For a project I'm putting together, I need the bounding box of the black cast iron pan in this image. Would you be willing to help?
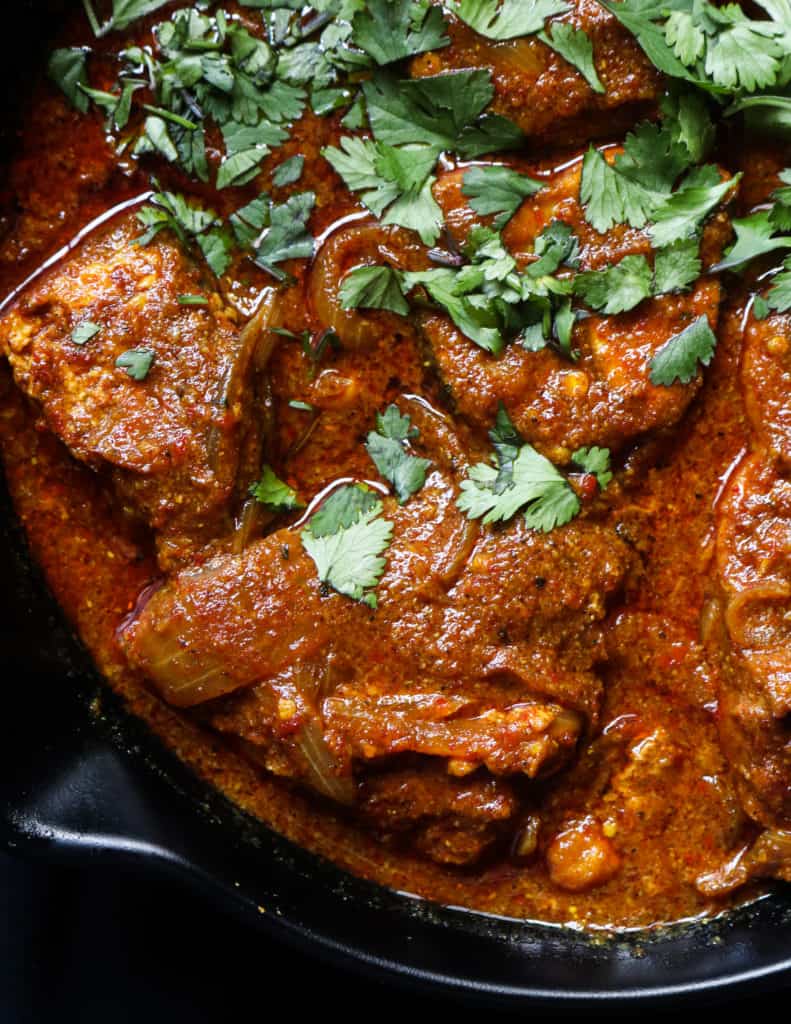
[3,1,791,1008]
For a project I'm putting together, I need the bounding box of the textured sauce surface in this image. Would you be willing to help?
[0,4,778,929]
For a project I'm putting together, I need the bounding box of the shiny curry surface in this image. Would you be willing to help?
[1,0,790,930]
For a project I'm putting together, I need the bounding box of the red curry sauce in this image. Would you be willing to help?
[0,2,785,929]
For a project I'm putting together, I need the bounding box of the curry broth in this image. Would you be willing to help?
[0,1,778,928]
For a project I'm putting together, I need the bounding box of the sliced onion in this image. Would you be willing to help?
[724,581,791,648]
[295,720,355,805]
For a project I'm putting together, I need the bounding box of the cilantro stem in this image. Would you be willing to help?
[81,0,110,38]
[142,105,199,130]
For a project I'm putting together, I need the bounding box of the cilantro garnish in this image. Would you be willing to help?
[716,212,791,272]
[365,405,432,503]
[249,466,303,511]
[249,192,316,277]
[351,0,449,65]
[48,48,90,112]
[301,484,393,607]
[601,0,790,95]
[652,237,701,293]
[462,165,543,230]
[135,190,234,278]
[327,68,522,245]
[648,314,717,386]
[363,69,523,157]
[71,321,102,346]
[324,136,442,244]
[574,255,653,315]
[339,266,410,315]
[116,347,155,381]
[454,0,569,41]
[272,155,305,187]
[572,446,613,489]
[538,23,605,94]
[648,166,736,248]
[457,406,584,532]
[766,262,791,312]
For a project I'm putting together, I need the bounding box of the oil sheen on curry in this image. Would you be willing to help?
[2,0,791,930]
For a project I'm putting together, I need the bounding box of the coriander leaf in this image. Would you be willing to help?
[197,226,235,278]
[574,254,653,314]
[767,261,791,312]
[660,87,715,164]
[614,120,690,195]
[770,169,791,231]
[352,0,449,65]
[653,237,701,293]
[580,146,657,233]
[753,294,770,320]
[111,1,173,30]
[455,0,570,40]
[571,446,613,488]
[324,136,401,216]
[648,314,717,385]
[339,266,410,315]
[366,404,431,503]
[116,347,155,381]
[599,1,704,85]
[48,48,90,112]
[249,465,303,510]
[251,192,316,276]
[71,321,102,345]
[363,69,492,151]
[527,220,580,277]
[324,137,442,243]
[713,210,791,272]
[308,484,380,538]
[135,191,233,277]
[216,148,269,190]
[402,267,505,353]
[302,485,393,604]
[538,24,605,93]
[134,115,179,163]
[648,166,737,248]
[458,441,580,531]
[272,155,305,187]
[462,165,542,229]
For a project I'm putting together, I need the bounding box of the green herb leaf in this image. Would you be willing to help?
[713,209,791,272]
[351,0,449,65]
[648,166,736,248]
[71,321,102,345]
[48,48,90,112]
[574,254,653,314]
[648,314,717,385]
[571,446,613,488]
[272,154,305,187]
[339,266,410,315]
[455,0,570,41]
[111,0,173,31]
[462,165,542,230]
[538,23,605,93]
[458,439,580,532]
[653,237,701,293]
[251,192,316,277]
[302,484,393,605]
[116,347,155,381]
[767,259,791,312]
[177,294,209,306]
[249,465,303,510]
[365,404,431,503]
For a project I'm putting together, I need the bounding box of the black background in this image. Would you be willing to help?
[2,848,788,1020]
